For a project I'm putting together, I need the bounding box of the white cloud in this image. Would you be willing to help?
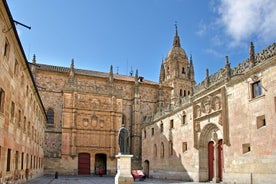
[196,20,207,37]
[216,0,276,45]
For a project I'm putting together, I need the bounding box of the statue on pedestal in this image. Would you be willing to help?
[118,126,130,155]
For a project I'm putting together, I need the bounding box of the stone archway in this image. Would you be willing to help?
[143,160,150,178]
[95,153,107,175]
[198,123,223,182]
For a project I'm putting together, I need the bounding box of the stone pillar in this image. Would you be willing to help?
[115,154,133,184]
[212,132,220,183]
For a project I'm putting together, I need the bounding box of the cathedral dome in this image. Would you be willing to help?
[166,46,187,60]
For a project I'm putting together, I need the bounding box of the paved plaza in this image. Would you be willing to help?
[26,175,203,184]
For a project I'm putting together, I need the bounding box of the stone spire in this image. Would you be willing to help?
[159,59,165,83]
[173,23,181,47]
[68,59,75,83]
[32,54,36,64]
[204,68,209,88]
[225,56,231,81]
[30,54,37,77]
[249,42,255,68]
[109,65,114,86]
[188,55,194,81]
[134,69,139,94]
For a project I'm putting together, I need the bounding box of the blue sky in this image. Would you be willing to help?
[7,0,276,83]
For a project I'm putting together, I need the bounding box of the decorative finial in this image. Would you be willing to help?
[225,56,229,65]
[70,59,75,69]
[173,21,181,47]
[249,42,255,68]
[32,54,36,64]
[175,21,178,36]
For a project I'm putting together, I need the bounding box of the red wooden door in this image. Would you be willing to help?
[208,141,214,181]
[78,153,90,175]
[218,139,223,181]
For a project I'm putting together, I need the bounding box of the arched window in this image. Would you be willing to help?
[182,111,187,125]
[160,142,164,158]
[169,141,173,156]
[184,90,186,97]
[46,108,54,124]
[182,67,185,74]
[154,144,157,157]
[180,89,182,96]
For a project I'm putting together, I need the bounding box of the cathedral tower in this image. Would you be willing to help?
[159,25,195,103]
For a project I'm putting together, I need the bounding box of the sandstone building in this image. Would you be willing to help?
[0,1,47,183]
[142,39,276,183]
[1,1,276,183]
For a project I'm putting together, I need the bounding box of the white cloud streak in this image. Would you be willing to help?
[216,0,276,45]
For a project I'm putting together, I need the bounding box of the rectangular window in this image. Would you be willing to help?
[242,143,251,154]
[252,81,262,98]
[30,155,33,169]
[23,116,26,132]
[170,119,174,129]
[21,152,24,170]
[28,121,30,136]
[182,142,188,152]
[26,154,29,169]
[182,114,186,125]
[0,88,5,113]
[256,115,266,129]
[160,122,164,133]
[10,101,15,122]
[15,151,19,169]
[6,148,11,171]
[151,127,154,136]
[18,110,21,127]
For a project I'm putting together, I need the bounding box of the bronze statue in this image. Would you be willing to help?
[118,126,129,154]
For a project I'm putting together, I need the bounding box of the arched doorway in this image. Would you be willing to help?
[199,123,223,182]
[78,153,90,175]
[143,160,149,178]
[95,153,107,175]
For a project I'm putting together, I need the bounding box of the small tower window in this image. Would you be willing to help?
[182,67,185,74]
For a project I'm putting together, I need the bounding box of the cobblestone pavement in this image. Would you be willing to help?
[26,175,203,184]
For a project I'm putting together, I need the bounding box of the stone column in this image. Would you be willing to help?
[212,132,220,183]
[115,154,133,184]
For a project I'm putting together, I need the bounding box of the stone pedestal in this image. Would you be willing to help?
[115,154,133,184]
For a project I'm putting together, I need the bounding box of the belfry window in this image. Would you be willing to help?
[182,67,185,74]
